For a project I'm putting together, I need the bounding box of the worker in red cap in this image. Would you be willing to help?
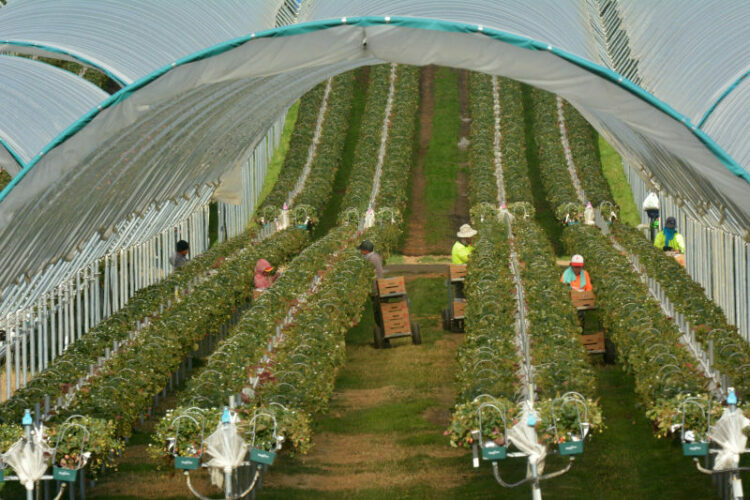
[560,254,592,291]
[254,259,279,290]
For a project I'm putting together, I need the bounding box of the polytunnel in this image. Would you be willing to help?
[0,0,748,339]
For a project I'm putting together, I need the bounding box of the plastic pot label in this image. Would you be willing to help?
[682,442,708,456]
[481,446,506,461]
[558,441,584,455]
[251,448,276,465]
[175,456,200,470]
[53,466,78,482]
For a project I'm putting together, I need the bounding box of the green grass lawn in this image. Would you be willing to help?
[597,135,640,226]
[422,67,466,247]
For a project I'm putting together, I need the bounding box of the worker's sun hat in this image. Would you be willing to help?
[357,240,374,252]
[457,224,478,238]
[665,216,677,229]
[571,254,584,267]
[264,265,275,273]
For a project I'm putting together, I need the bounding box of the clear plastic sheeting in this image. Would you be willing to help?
[0,55,108,169]
[0,2,748,297]
[506,404,547,476]
[204,422,248,489]
[0,139,20,176]
[707,408,749,471]
[1,427,53,491]
[0,58,364,287]
[0,0,287,85]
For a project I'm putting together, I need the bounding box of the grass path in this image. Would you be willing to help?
[403,66,469,255]
[597,135,640,226]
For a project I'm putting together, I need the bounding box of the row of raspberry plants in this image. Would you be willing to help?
[530,87,584,218]
[0,228,308,473]
[152,66,420,458]
[0,220,303,424]
[561,101,613,206]
[562,225,722,439]
[467,75,531,206]
[52,230,308,433]
[258,80,327,211]
[337,64,394,221]
[467,73,499,206]
[153,227,380,457]
[293,73,355,214]
[447,218,519,448]
[611,222,750,393]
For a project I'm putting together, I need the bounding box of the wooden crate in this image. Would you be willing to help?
[253,289,264,301]
[381,300,408,322]
[580,332,605,353]
[377,276,406,296]
[449,264,467,282]
[383,309,411,336]
[570,290,596,309]
[452,300,466,319]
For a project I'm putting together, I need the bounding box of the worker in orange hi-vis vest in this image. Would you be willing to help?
[560,254,593,291]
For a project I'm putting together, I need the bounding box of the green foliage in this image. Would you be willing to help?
[467,73,498,206]
[375,65,419,216]
[513,218,596,399]
[294,73,355,214]
[49,229,308,444]
[261,82,327,211]
[497,78,533,204]
[562,225,715,437]
[455,219,517,402]
[338,64,393,220]
[598,135,640,226]
[0,226,306,427]
[530,87,582,220]
[0,169,10,191]
[562,102,614,206]
[612,222,750,394]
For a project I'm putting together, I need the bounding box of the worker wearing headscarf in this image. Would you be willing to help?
[654,217,686,254]
[452,224,477,264]
[254,259,279,290]
[561,254,593,291]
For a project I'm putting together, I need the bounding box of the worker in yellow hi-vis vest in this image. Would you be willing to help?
[452,224,477,264]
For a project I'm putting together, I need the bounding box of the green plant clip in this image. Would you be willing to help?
[250,448,276,466]
[174,456,200,470]
[558,441,584,455]
[481,446,506,461]
[52,466,78,482]
[682,442,708,456]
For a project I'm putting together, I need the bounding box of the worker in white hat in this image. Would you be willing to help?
[452,224,477,265]
[560,254,592,291]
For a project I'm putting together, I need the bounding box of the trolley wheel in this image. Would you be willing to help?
[441,307,451,331]
[451,318,465,334]
[604,337,616,364]
[411,322,422,345]
[373,325,385,349]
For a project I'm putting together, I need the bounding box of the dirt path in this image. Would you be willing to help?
[402,66,435,256]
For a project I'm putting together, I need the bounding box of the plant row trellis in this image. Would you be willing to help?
[337,63,395,223]
[0,226,307,427]
[0,71,363,484]
[611,222,750,395]
[149,63,420,477]
[535,83,747,444]
[448,76,602,476]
